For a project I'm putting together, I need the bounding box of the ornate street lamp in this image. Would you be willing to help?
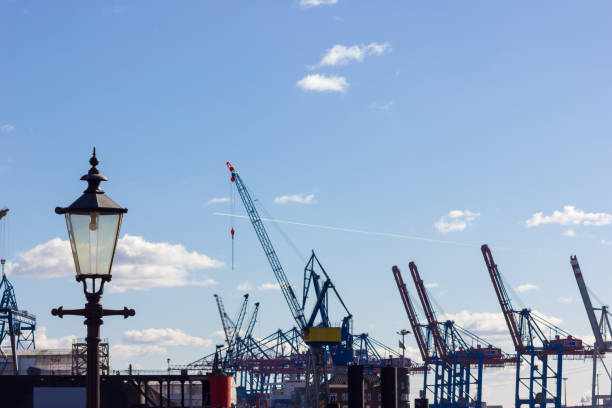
[52,148,135,408]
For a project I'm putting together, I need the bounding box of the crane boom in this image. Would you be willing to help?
[214,294,232,345]
[230,294,249,345]
[244,302,260,339]
[481,245,524,353]
[571,255,608,351]
[226,162,307,329]
[409,262,447,360]
[392,265,430,362]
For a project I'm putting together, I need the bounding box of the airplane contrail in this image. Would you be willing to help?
[214,212,495,249]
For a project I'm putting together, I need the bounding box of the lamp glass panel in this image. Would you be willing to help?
[65,213,122,276]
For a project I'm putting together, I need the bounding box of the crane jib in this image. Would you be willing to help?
[228,166,307,330]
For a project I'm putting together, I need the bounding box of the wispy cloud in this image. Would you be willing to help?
[258,282,281,291]
[111,344,167,359]
[0,124,15,133]
[205,197,230,206]
[299,0,338,9]
[434,210,480,234]
[274,193,316,205]
[516,283,539,293]
[6,235,222,292]
[559,297,574,303]
[313,43,390,67]
[563,229,576,237]
[104,5,126,14]
[123,328,211,347]
[371,101,393,110]
[297,74,348,93]
[525,205,612,228]
[425,282,439,289]
[601,240,612,246]
[35,327,76,349]
[237,282,253,291]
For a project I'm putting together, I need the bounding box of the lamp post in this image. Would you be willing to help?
[51,149,135,408]
[397,329,410,362]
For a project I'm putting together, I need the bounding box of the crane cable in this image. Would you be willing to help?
[0,207,8,275]
[230,179,235,270]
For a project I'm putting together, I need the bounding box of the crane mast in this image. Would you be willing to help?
[392,265,430,362]
[481,245,524,353]
[230,294,249,346]
[214,294,232,346]
[244,302,260,340]
[226,162,307,329]
[570,255,609,351]
[409,261,447,360]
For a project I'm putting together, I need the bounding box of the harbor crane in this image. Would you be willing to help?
[393,266,436,395]
[482,244,592,408]
[226,161,352,407]
[0,208,37,375]
[214,293,249,372]
[409,261,513,408]
[570,255,612,407]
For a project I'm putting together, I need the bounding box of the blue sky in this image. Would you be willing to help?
[1,0,612,405]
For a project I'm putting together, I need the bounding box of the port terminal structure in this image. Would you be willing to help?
[570,256,612,407]
[225,161,354,407]
[176,162,416,406]
[393,264,514,408]
[0,209,37,375]
[482,245,594,408]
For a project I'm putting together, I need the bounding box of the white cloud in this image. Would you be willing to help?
[601,240,612,246]
[563,229,576,237]
[559,297,574,303]
[274,193,316,205]
[111,344,167,359]
[123,328,212,347]
[434,210,480,234]
[525,205,612,228]
[205,197,230,206]
[237,282,253,291]
[516,283,539,293]
[299,0,338,8]
[104,6,126,14]
[371,101,393,110]
[297,74,348,93]
[425,282,439,289]
[0,124,15,133]
[314,43,391,67]
[7,235,223,292]
[4,238,73,278]
[439,311,508,335]
[439,310,562,343]
[258,282,281,291]
[32,327,76,349]
[212,330,226,341]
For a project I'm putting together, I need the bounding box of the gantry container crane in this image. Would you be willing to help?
[482,244,592,408]
[409,261,484,408]
[226,161,352,407]
[570,255,612,407]
[393,266,436,395]
[213,293,249,372]
[0,209,36,375]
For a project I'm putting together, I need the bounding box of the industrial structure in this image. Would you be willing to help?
[0,209,37,376]
[482,245,593,408]
[226,161,356,407]
[570,255,612,407]
[393,264,513,408]
[3,166,612,408]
